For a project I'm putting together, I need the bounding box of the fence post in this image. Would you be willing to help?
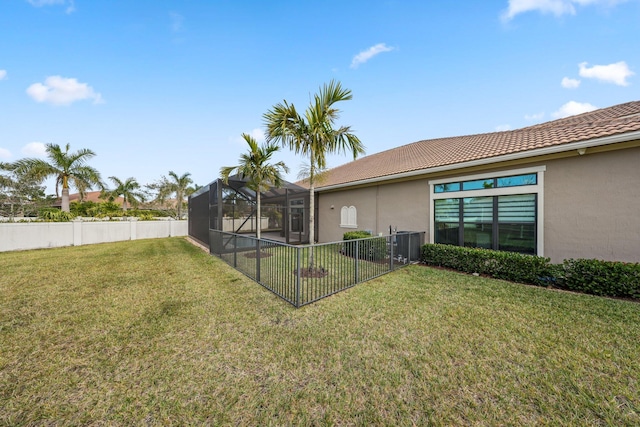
[390,234,394,271]
[73,218,82,246]
[354,240,359,284]
[296,247,301,308]
[233,234,237,268]
[129,217,138,241]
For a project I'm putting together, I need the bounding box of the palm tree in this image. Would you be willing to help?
[0,162,13,189]
[10,143,102,212]
[149,171,193,218]
[220,133,289,239]
[263,80,364,266]
[106,176,145,212]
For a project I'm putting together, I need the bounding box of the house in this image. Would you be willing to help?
[52,191,125,208]
[313,100,640,263]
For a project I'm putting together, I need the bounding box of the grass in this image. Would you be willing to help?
[218,236,398,305]
[1,238,639,425]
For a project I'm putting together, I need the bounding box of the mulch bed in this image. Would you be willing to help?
[243,251,274,259]
[294,267,330,278]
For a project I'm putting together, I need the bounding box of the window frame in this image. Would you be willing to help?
[429,166,545,256]
[340,205,358,229]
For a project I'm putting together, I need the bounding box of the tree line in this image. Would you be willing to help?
[0,144,197,220]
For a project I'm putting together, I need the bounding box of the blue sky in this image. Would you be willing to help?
[1,0,638,193]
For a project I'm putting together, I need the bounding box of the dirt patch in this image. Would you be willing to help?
[243,251,274,259]
[294,267,329,278]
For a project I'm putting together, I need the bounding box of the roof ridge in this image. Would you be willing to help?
[315,100,640,189]
[519,100,640,131]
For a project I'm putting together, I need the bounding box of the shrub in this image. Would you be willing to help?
[420,243,552,286]
[39,209,76,222]
[561,259,640,299]
[135,212,155,221]
[70,200,97,216]
[421,244,640,300]
[343,231,387,261]
[128,209,171,218]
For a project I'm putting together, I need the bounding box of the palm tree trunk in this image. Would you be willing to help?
[256,193,261,239]
[308,154,315,270]
[177,190,183,219]
[308,183,315,269]
[61,187,70,212]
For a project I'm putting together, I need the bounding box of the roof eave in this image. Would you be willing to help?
[316,129,640,192]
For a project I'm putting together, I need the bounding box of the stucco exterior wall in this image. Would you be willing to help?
[317,143,640,263]
[317,180,429,243]
[543,146,640,263]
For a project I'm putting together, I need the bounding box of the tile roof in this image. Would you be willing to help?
[53,191,124,207]
[316,100,640,189]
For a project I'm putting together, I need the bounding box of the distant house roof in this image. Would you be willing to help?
[52,191,124,207]
[316,100,640,191]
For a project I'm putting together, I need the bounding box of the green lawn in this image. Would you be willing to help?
[1,238,639,425]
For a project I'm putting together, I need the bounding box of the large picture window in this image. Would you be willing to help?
[430,167,544,256]
[434,194,536,254]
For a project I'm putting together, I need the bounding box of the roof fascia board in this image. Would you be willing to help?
[316,130,640,192]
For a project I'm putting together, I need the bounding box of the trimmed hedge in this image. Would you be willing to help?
[562,258,640,299]
[343,231,387,261]
[420,243,640,299]
[421,243,552,286]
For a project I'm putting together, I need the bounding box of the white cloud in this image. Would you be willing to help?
[0,70,6,80]
[350,43,395,69]
[0,148,11,160]
[27,0,64,5]
[26,76,104,106]
[169,12,184,32]
[561,77,581,88]
[22,142,47,157]
[501,0,627,21]
[248,128,265,142]
[552,101,597,118]
[525,112,545,120]
[495,124,512,131]
[578,61,634,86]
[27,0,75,13]
[231,128,265,146]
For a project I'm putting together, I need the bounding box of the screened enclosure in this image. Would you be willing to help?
[188,175,311,249]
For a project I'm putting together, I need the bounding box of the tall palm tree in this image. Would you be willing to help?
[10,143,102,212]
[263,80,364,266]
[150,171,193,218]
[220,133,289,239]
[106,176,145,211]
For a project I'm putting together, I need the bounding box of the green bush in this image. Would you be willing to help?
[128,209,171,218]
[421,244,640,299]
[420,243,552,286]
[561,259,640,299]
[39,209,76,222]
[343,231,387,261]
[135,212,155,221]
[70,200,97,216]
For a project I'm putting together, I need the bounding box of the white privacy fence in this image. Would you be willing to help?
[0,219,187,252]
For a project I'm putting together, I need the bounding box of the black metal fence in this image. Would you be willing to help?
[209,230,424,307]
